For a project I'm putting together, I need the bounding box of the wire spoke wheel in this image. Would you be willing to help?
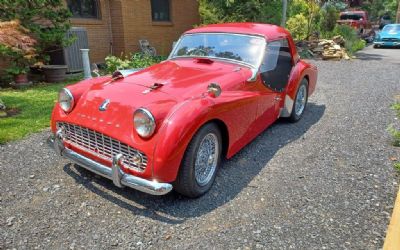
[194,133,219,186]
[295,84,307,116]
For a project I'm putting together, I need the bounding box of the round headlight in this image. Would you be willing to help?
[58,88,74,113]
[134,108,156,138]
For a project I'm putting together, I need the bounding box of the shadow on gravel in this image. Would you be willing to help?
[356,51,386,61]
[63,102,325,224]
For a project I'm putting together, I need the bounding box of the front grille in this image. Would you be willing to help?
[382,38,399,42]
[57,122,148,172]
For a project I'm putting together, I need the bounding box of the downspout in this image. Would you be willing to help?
[108,0,114,55]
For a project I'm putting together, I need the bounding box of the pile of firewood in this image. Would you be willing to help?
[297,35,351,60]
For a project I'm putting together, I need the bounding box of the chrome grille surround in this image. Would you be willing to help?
[56,122,148,172]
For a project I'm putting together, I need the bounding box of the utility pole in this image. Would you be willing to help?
[281,0,287,27]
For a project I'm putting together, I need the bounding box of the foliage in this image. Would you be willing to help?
[395,162,400,172]
[388,103,400,147]
[286,0,320,39]
[0,0,73,62]
[286,14,308,40]
[199,0,282,25]
[319,4,340,33]
[105,53,166,74]
[0,20,37,76]
[361,0,399,21]
[0,80,80,144]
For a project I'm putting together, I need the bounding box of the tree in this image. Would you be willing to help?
[0,0,72,62]
[281,0,288,27]
[199,0,282,25]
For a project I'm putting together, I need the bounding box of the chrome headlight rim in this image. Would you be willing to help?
[58,88,75,113]
[134,108,156,138]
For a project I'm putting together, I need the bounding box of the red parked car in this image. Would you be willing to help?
[48,23,318,197]
[337,10,370,34]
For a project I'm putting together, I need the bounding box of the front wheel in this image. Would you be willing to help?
[174,123,222,198]
[289,79,308,122]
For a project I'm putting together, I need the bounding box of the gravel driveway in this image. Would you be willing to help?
[1,46,399,249]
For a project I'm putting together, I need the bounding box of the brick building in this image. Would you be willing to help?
[66,0,200,63]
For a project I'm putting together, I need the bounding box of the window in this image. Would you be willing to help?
[260,39,293,92]
[67,0,100,19]
[151,0,170,22]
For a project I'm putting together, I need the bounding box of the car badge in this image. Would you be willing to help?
[99,99,110,111]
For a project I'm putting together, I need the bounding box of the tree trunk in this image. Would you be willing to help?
[397,0,400,23]
[281,0,287,27]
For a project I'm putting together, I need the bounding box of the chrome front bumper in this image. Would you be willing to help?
[47,130,172,195]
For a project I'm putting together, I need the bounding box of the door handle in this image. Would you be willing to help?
[274,96,282,102]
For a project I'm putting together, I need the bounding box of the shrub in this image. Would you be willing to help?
[319,5,339,34]
[0,0,73,63]
[286,14,308,41]
[0,20,37,77]
[105,53,166,74]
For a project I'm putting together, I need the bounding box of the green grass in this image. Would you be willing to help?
[390,102,400,172]
[395,162,400,172]
[0,82,73,144]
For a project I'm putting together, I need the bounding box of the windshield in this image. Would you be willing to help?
[170,33,266,68]
[382,25,400,33]
[340,14,363,20]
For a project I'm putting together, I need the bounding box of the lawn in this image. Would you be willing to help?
[0,82,73,144]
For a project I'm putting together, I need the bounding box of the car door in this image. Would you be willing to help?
[255,39,294,130]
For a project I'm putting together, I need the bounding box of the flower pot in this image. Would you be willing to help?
[42,65,68,83]
[14,73,29,84]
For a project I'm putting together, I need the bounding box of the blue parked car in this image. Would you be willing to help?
[374,24,400,48]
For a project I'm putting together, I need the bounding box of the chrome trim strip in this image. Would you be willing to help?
[47,134,172,196]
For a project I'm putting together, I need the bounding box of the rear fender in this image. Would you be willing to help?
[280,60,318,117]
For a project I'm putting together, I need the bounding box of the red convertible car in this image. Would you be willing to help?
[48,23,317,198]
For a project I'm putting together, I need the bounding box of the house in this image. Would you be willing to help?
[65,0,200,63]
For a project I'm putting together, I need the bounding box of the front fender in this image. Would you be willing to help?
[152,97,214,182]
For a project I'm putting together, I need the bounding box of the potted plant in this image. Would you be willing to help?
[5,63,29,86]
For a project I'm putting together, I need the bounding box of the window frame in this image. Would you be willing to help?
[150,0,172,23]
[67,0,101,20]
[259,38,294,92]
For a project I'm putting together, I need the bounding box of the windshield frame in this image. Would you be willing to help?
[168,32,267,69]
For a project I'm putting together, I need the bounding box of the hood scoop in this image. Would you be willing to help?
[194,58,214,64]
[142,82,165,94]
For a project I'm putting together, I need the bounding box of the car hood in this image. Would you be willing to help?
[72,59,250,126]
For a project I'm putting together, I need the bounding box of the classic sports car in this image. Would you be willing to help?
[374,24,400,48]
[48,23,318,198]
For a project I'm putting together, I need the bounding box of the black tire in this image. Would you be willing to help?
[174,123,222,198]
[373,44,379,49]
[289,79,308,123]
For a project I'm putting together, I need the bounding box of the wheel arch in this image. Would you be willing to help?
[205,119,229,159]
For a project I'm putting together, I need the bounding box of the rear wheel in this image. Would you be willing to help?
[289,79,308,122]
[174,123,222,198]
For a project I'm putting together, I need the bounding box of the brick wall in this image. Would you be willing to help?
[121,0,200,56]
[67,0,199,63]
[69,0,112,63]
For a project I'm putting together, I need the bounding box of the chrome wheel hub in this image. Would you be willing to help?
[194,133,219,186]
[295,85,307,116]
